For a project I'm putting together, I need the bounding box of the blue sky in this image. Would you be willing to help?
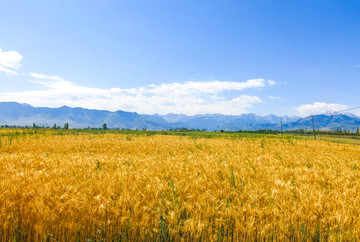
[0,0,359,116]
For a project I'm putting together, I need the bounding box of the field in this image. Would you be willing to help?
[1,129,360,241]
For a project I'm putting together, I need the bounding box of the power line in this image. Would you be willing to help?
[311,106,360,117]
[334,106,360,113]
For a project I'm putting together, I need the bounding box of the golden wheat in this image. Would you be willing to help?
[0,130,360,240]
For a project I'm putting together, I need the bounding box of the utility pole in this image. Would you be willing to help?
[280,120,283,137]
[311,115,316,140]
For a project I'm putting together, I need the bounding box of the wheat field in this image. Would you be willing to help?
[0,129,360,241]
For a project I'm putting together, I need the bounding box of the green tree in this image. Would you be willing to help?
[64,122,69,130]
[357,127,360,136]
[52,123,57,129]
[103,123,107,130]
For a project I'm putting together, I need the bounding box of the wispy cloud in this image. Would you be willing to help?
[0,65,19,75]
[0,48,23,75]
[268,96,283,102]
[0,76,270,115]
[297,102,348,116]
[267,80,277,86]
[30,73,64,81]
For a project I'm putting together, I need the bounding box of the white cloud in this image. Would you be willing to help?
[30,73,64,81]
[0,48,23,75]
[0,47,280,115]
[267,80,276,85]
[0,76,271,115]
[144,79,267,96]
[268,96,283,102]
[297,102,348,116]
[0,66,19,75]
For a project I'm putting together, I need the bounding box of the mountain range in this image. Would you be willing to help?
[0,102,359,131]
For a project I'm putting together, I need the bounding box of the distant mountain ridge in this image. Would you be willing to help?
[0,102,174,130]
[162,113,301,131]
[0,102,359,131]
[257,113,360,132]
